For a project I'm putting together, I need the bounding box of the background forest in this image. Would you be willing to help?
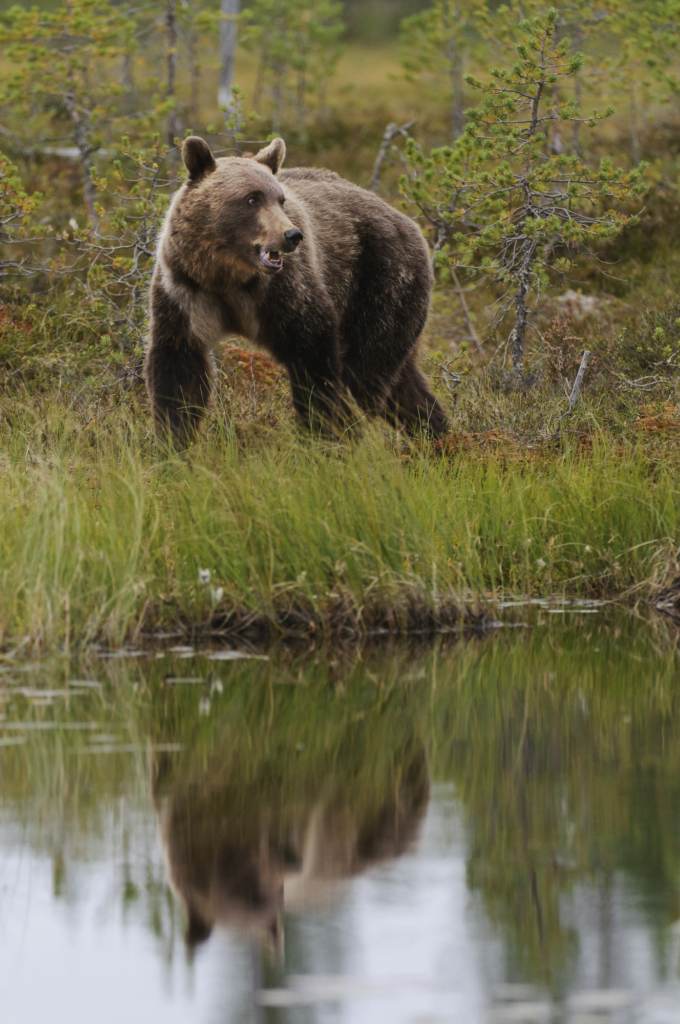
[0,0,676,410]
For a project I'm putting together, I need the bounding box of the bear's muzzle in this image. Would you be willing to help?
[284,228,304,252]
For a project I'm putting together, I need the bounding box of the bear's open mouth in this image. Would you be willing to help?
[259,246,284,271]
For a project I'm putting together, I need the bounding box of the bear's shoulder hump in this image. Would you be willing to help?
[279,167,340,184]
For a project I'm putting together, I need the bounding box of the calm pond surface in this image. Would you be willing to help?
[1,609,680,1023]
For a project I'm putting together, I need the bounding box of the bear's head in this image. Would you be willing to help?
[173,136,303,283]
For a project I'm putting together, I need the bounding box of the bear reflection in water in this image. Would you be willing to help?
[153,744,429,949]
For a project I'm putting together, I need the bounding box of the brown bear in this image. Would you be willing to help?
[145,135,448,440]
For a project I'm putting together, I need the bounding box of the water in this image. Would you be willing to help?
[1,609,680,1023]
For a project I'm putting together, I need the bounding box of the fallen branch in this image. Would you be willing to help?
[548,349,591,444]
[567,350,591,410]
[615,373,670,392]
[426,356,462,402]
[450,266,483,354]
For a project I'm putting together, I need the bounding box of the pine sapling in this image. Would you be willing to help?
[0,0,135,226]
[0,153,44,278]
[400,0,489,142]
[402,8,648,377]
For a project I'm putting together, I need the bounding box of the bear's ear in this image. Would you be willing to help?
[254,137,286,175]
[182,136,217,182]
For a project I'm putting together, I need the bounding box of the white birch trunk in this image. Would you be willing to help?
[219,0,241,109]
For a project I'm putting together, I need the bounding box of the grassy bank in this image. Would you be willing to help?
[2,24,680,655]
[1,396,679,652]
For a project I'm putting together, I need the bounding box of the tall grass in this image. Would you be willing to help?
[1,401,679,650]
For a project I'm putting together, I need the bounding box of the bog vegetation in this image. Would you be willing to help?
[1,0,680,649]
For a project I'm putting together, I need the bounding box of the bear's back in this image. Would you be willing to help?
[279,165,427,263]
[280,166,402,224]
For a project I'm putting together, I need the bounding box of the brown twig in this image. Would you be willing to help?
[370,119,417,193]
[567,350,591,410]
[450,266,483,354]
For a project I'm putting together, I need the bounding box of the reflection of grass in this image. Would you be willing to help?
[1,403,680,650]
[0,667,146,851]
[152,646,428,809]
[436,624,680,992]
[0,660,181,955]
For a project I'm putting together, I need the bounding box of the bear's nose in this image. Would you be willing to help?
[284,228,303,251]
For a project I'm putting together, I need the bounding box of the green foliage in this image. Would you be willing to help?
[0,0,137,223]
[400,0,490,140]
[402,9,648,375]
[0,153,38,224]
[0,0,134,109]
[490,0,680,162]
[493,0,613,49]
[606,0,680,161]
[612,300,680,378]
[209,84,260,149]
[0,136,176,367]
[239,0,344,133]
[51,136,176,348]
[0,152,44,277]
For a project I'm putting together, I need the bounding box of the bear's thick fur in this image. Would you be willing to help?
[145,135,448,439]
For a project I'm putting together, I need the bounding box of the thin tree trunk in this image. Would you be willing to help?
[567,351,591,410]
[512,239,536,377]
[272,63,284,135]
[572,22,583,155]
[219,0,240,109]
[188,32,201,122]
[512,75,544,377]
[63,91,98,228]
[551,23,562,154]
[629,82,640,164]
[166,0,178,149]
[122,51,134,116]
[448,43,464,142]
[296,70,306,134]
[512,296,526,377]
[551,80,563,154]
[451,266,483,354]
[370,122,398,192]
[370,119,417,193]
[572,76,582,155]
[253,47,266,111]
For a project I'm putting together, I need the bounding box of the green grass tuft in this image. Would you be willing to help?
[1,400,679,651]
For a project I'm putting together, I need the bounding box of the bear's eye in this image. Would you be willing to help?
[278,196,285,207]
[247,194,260,206]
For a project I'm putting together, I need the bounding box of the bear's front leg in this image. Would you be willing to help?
[285,352,353,435]
[145,280,213,442]
[265,299,352,434]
